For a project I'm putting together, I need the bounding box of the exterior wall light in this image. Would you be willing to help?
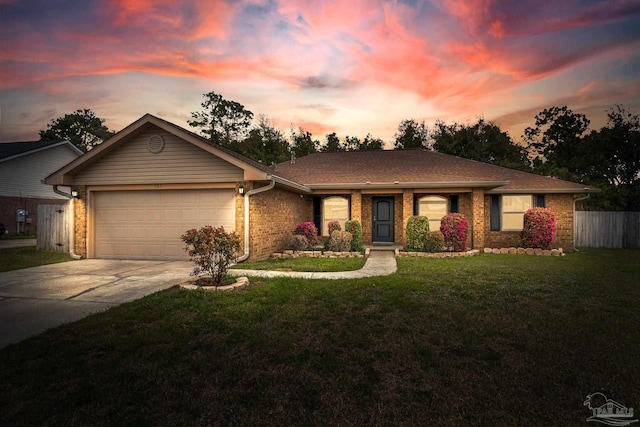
[71,190,80,199]
[238,186,245,196]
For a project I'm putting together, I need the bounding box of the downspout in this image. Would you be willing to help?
[53,185,82,259]
[235,180,276,262]
[573,193,590,251]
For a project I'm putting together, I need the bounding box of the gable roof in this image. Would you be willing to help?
[275,149,598,193]
[0,139,83,162]
[45,114,309,192]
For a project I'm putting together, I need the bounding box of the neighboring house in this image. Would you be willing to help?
[45,114,598,261]
[0,139,83,235]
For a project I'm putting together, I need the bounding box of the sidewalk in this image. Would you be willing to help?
[229,250,397,280]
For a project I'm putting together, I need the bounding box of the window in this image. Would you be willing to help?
[417,196,448,230]
[501,195,532,231]
[322,197,349,235]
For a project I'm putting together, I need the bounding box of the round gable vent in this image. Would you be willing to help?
[147,135,165,154]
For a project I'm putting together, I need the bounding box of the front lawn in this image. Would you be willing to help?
[232,256,366,272]
[0,249,638,426]
[0,246,73,272]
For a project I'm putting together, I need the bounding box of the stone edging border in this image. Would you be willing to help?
[180,276,250,291]
[270,250,365,259]
[395,249,481,258]
[482,247,565,256]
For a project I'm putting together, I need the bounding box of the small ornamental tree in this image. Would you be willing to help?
[521,208,556,249]
[328,221,341,235]
[294,221,318,245]
[440,213,469,252]
[181,225,241,286]
[406,216,430,251]
[345,220,364,252]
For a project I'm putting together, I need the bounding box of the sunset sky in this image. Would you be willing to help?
[1,0,639,147]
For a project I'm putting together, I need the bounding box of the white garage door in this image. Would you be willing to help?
[93,189,235,260]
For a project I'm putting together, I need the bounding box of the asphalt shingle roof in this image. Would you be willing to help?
[274,149,596,193]
[0,140,67,160]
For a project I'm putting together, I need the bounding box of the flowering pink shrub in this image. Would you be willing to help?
[294,221,318,244]
[181,225,240,286]
[328,221,341,235]
[521,208,556,249]
[440,213,469,252]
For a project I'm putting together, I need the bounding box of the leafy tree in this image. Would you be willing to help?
[582,105,640,210]
[432,118,529,170]
[39,109,114,152]
[394,119,429,149]
[523,106,590,181]
[343,135,361,151]
[237,115,290,165]
[188,91,253,146]
[361,134,384,150]
[322,132,345,152]
[290,126,319,157]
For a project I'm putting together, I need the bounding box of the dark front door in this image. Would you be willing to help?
[372,197,394,243]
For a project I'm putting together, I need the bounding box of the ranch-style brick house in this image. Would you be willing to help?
[45,114,598,261]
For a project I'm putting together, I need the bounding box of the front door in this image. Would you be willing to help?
[372,197,394,243]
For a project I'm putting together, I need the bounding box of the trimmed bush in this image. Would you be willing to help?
[406,216,430,251]
[294,221,318,245]
[345,220,364,252]
[424,231,445,253]
[440,213,469,252]
[521,208,556,249]
[327,230,353,252]
[328,221,341,235]
[181,225,241,286]
[290,234,309,251]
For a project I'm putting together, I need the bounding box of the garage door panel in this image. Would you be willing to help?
[93,189,235,260]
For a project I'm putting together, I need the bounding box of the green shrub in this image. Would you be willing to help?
[290,234,309,251]
[327,230,353,252]
[181,225,241,286]
[521,208,556,249]
[406,216,430,251]
[440,213,469,252]
[345,220,364,252]
[424,231,445,252]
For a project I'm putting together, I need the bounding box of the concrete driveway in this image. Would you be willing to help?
[0,259,192,348]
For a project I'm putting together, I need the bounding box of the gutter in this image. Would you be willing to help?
[309,181,510,190]
[235,180,276,262]
[573,193,591,251]
[53,185,82,260]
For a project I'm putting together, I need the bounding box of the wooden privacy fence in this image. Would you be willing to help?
[37,204,70,252]
[575,211,640,249]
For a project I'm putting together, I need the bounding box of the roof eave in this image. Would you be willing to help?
[486,187,601,194]
[307,181,510,190]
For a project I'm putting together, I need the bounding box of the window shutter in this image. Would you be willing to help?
[490,195,501,231]
[313,197,322,234]
[450,195,459,213]
[535,194,546,208]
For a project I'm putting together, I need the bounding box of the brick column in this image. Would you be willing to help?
[74,186,88,257]
[402,189,414,248]
[471,188,485,249]
[351,190,362,223]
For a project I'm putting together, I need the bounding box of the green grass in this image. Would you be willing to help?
[0,246,73,272]
[1,248,638,426]
[232,256,366,272]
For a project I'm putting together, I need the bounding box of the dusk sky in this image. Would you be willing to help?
[1,0,639,147]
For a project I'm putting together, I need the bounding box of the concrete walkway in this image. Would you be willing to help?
[229,249,397,279]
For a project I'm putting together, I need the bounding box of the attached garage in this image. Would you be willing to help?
[92,189,235,260]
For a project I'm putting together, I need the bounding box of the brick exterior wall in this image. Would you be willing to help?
[248,186,312,260]
[73,186,88,257]
[0,196,66,236]
[470,189,485,249]
[483,193,575,250]
[350,190,362,223]
[401,189,414,248]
